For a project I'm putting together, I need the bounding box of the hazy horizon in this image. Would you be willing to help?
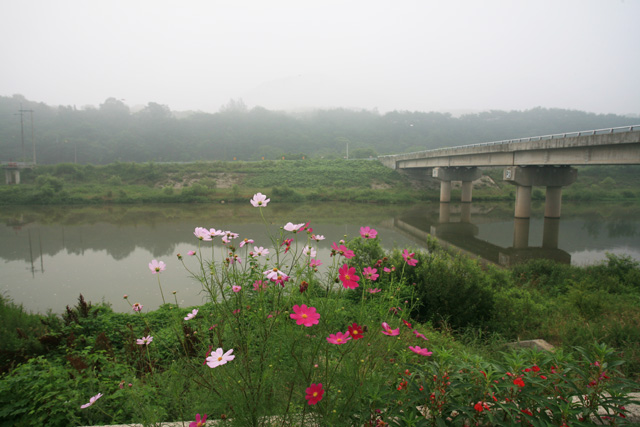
[2,1,639,116]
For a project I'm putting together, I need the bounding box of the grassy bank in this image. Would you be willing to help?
[1,160,639,205]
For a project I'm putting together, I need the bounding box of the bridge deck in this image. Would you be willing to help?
[379,125,640,168]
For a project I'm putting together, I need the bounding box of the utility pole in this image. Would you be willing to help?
[17,104,35,164]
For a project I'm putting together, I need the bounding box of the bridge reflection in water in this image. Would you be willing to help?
[392,203,570,267]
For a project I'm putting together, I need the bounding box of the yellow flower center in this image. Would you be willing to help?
[218,356,223,361]
[337,338,342,342]
[313,392,318,397]
[344,274,350,280]
[302,314,308,319]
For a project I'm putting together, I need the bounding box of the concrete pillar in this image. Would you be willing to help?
[432,167,482,203]
[14,170,20,184]
[513,218,530,249]
[514,185,532,219]
[439,181,451,203]
[544,186,563,218]
[461,181,473,203]
[542,217,560,249]
[4,170,10,185]
[439,202,451,223]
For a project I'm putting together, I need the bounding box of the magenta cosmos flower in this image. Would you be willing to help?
[136,335,153,345]
[413,330,428,340]
[326,331,352,345]
[381,322,400,336]
[331,242,355,259]
[362,266,379,281]
[184,309,198,321]
[250,192,270,207]
[189,413,207,427]
[149,259,166,274]
[360,226,378,239]
[132,302,143,312]
[206,348,235,368]
[290,304,321,327]
[80,392,103,409]
[310,259,323,268]
[232,285,242,293]
[402,249,418,266]
[409,346,433,356]
[305,383,324,405]
[368,288,382,294]
[339,264,360,289]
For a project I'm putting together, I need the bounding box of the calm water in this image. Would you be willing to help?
[2,200,639,314]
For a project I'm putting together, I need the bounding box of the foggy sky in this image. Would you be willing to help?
[1,0,639,116]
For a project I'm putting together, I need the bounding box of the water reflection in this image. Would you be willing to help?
[1,201,639,314]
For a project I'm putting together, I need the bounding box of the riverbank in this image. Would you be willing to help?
[1,160,639,205]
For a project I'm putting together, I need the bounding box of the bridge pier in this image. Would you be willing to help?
[432,167,482,203]
[4,169,21,185]
[504,166,577,219]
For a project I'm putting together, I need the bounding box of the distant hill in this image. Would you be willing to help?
[1,94,637,164]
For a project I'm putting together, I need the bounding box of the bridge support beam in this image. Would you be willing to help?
[432,167,482,203]
[504,166,577,219]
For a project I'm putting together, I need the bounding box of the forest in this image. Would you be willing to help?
[1,94,638,165]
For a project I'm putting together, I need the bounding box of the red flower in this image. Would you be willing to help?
[531,365,540,372]
[305,383,324,405]
[347,323,364,340]
[513,377,525,387]
[521,408,533,416]
[402,319,413,329]
[474,401,490,412]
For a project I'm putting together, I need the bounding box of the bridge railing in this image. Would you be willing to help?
[380,124,640,158]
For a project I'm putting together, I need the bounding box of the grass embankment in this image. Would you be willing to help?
[1,233,639,426]
[1,160,639,205]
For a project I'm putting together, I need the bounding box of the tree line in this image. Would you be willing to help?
[1,94,637,164]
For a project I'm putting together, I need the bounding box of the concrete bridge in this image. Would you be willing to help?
[1,162,35,185]
[379,125,640,220]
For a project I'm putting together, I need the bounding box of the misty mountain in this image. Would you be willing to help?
[1,94,637,165]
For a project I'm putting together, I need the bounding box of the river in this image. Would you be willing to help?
[1,200,639,314]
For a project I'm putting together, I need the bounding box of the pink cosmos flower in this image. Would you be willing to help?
[132,302,143,312]
[381,322,400,336]
[209,228,225,238]
[384,266,395,273]
[409,346,433,356]
[250,192,270,207]
[283,222,305,232]
[281,238,293,253]
[228,254,241,264]
[253,246,269,257]
[368,288,382,294]
[339,264,360,289]
[189,413,208,427]
[253,280,267,291]
[303,246,317,258]
[263,268,290,285]
[290,304,321,327]
[232,285,242,293]
[136,335,153,345]
[413,330,428,340]
[360,226,378,239]
[305,383,324,405]
[311,234,325,241]
[310,258,323,268]
[402,249,418,266]
[194,227,212,241]
[331,242,355,259]
[327,331,352,345]
[184,309,198,321]
[232,309,241,315]
[187,250,196,256]
[80,392,103,409]
[206,348,235,368]
[348,323,364,340]
[149,259,166,274]
[239,238,254,247]
[362,266,379,281]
